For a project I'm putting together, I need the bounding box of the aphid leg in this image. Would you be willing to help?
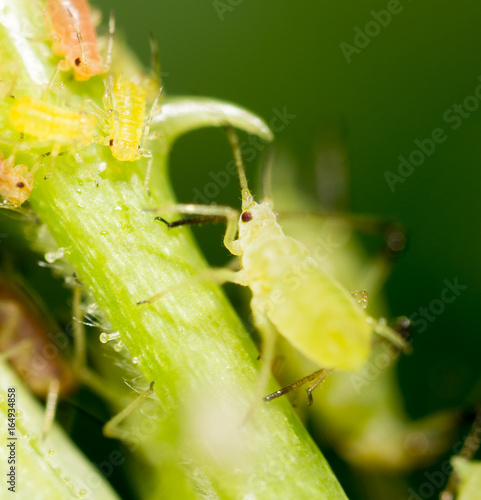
[44,60,68,98]
[0,339,30,360]
[73,150,100,186]
[305,369,331,405]
[141,86,164,193]
[142,149,153,195]
[41,378,60,439]
[83,99,110,124]
[242,307,277,424]
[145,203,241,255]
[103,381,155,441]
[137,268,247,305]
[43,143,60,180]
[441,408,481,500]
[264,368,330,404]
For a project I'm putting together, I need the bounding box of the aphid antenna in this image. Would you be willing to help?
[224,125,253,209]
[103,10,116,72]
[66,8,87,71]
[149,32,162,84]
[260,144,276,206]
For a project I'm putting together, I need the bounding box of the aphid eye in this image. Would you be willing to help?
[74,57,82,67]
[109,139,114,147]
[241,211,253,223]
[16,182,25,188]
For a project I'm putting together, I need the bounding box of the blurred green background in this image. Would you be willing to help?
[91,0,481,497]
[5,0,481,498]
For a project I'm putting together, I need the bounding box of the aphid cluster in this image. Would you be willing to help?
[0,0,163,208]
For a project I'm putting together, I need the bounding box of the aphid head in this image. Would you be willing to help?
[238,201,281,247]
[71,52,104,81]
[109,139,142,162]
[1,166,32,205]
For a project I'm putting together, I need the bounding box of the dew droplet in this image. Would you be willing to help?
[100,230,109,236]
[98,161,107,173]
[78,489,88,498]
[132,356,141,365]
[15,409,23,418]
[47,448,55,457]
[45,247,66,264]
[26,432,37,441]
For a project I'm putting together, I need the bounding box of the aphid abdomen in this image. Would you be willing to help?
[244,236,372,371]
[47,0,103,80]
[110,79,146,162]
[8,97,95,145]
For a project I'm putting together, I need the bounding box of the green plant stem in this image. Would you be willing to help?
[0,1,348,498]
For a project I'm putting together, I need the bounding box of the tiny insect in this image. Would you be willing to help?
[139,127,407,407]
[8,96,97,181]
[0,149,41,207]
[93,74,163,191]
[441,409,481,500]
[0,275,78,436]
[46,0,114,81]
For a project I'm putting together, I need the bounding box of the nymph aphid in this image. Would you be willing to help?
[139,127,407,407]
[46,0,114,81]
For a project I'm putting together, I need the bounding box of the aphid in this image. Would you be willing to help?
[95,74,162,190]
[139,127,407,406]
[46,0,114,81]
[441,409,481,500]
[0,150,41,207]
[0,276,78,436]
[8,96,97,180]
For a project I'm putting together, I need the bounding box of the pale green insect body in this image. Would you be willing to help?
[451,457,481,500]
[237,200,372,372]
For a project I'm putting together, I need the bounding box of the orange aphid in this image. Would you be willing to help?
[46,0,104,81]
[0,152,38,206]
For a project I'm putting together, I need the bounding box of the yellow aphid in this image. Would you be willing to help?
[0,152,38,206]
[8,97,97,181]
[141,127,406,406]
[108,76,146,161]
[98,75,162,190]
[9,97,95,145]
